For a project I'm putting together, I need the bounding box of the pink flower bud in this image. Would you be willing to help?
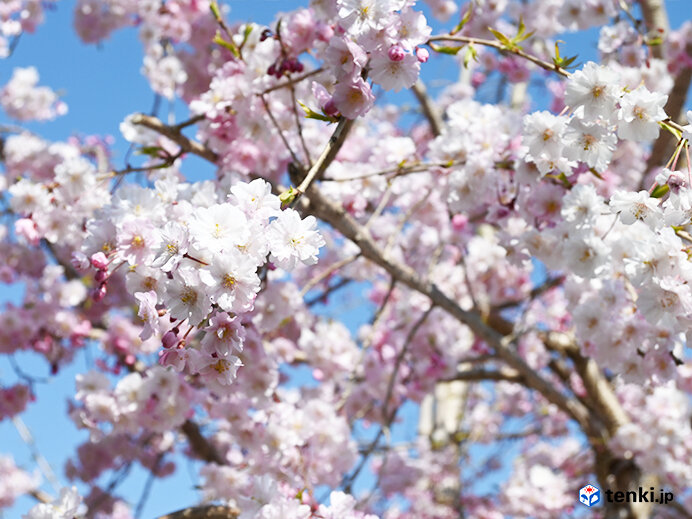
[452,214,468,232]
[324,99,339,117]
[388,45,406,62]
[94,269,108,283]
[162,330,178,349]
[471,71,486,88]
[415,47,429,63]
[90,252,109,269]
[93,282,107,302]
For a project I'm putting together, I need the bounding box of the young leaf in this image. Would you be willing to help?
[298,101,338,123]
[279,186,297,207]
[209,1,221,21]
[651,184,670,198]
[451,5,473,35]
[463,44,478,68]
[488,27,512,49]
[137,146,164,157]
[429,42,463,55]
[213,31,240,58]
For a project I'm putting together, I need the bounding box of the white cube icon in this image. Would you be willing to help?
[579,484,601,507]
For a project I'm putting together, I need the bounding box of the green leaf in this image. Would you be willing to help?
[554,40,563,61]
[509,17,534,45]
[137,146,164,157]
[645,35,663,46]
[513,29,534,44]
[651,184,670,198]
[279,186,297,206]
[240,24,253,48]
[517,16,526,37]
[451,5,473,35]
[659,120,683,139]
[557,172,572,188]
[298,101,338,123]
[213,31,240,58]
[209,1,221,21]
[488,27,512,48]
[463,44,478,68]
[429,42,464,55]
[552,40,580,70]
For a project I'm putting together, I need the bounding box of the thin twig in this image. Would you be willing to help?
[130,114,219,163]
[300,254,360,296]
[12,417,61,493]
[323,161,459,182]
[305,277,352,306]
[427,34,571,78]
[259,93,302,166]
[134,454,164,519]
[382,306,434,421]
[261,68,324,94]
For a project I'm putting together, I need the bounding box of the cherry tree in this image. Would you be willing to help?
[1,0,692,518]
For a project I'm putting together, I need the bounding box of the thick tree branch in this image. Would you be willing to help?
[302,185,592,432]
[445,367,524,384]
[638,0,669,59]
[645,42,692,176]
[180,420,225,465]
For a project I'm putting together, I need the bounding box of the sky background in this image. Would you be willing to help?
[1,0,691,518]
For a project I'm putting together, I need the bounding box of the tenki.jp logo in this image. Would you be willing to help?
[579,484,674,508]
[579,485,601,507]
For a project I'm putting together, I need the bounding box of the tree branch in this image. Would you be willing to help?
[156,505,239,519]
[444,367,524,384]
[130,114,219,163]
[645,41,692,176]
[302,185,592,432]
[292,117,354,202]
[427,35,571,78]
[411,80,443,137]
[638,0,669,59]
[180,420,225,465]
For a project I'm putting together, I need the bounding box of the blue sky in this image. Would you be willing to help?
[1,1,691,518]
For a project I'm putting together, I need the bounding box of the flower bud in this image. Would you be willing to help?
[388,45,406,62]
[90,252,109,270]
[451,214,468,232]
[415,47,429,63]
[93,282,108,302]
[162,330,178,349]
[324,99,339,117]
[94,269,108,283]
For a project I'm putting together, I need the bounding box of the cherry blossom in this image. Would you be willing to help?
[3,2,692,519]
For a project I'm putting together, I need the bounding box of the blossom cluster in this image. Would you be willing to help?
[0,0,56,57]
[0,456,38,509]
[611,382,692,491]
[1,67,67,121]
[76,177,324,394]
